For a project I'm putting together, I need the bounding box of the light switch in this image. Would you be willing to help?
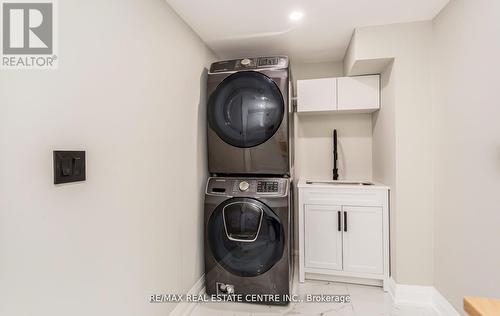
[61,158,72,176]
[53,151,86,184]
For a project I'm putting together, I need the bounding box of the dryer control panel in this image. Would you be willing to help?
[210,56,289,73]
[206,177,288,197]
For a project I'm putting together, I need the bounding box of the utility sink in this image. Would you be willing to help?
[305,180,374,186]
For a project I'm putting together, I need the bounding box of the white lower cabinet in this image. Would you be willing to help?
[342,206,383,275]
[298,180,389,290]
[304,205,343,271]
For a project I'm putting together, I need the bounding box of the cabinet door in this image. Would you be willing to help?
[304,204,342,270]
[297,78,337,112]
[337,75,379,111]
[342,206,383,274]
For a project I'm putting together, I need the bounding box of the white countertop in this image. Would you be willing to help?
[297,178,390,190]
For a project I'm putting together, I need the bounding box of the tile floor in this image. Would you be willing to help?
[189,280,438,316]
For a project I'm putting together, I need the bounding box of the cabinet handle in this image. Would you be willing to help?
[344,211,347,232]
[337,211,341,231]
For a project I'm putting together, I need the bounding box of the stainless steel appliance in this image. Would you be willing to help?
[207,56,293,176]
[204,177,292,305]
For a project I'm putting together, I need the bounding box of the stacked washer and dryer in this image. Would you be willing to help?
[204,56,294,305]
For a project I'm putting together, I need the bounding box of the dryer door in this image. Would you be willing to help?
[208,71,285,148]
[207,197,285,277]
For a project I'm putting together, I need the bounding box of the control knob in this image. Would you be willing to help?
[240,58,251,66]
[239,181,250,191]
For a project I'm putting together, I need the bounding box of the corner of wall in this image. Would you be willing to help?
[343,29,357,76]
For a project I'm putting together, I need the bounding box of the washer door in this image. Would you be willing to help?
[208,197,285,277]
[208,71,285,148]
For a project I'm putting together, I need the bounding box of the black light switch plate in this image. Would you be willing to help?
[53,151,86,184]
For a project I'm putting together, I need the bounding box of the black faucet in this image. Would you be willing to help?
[333,129,339,180]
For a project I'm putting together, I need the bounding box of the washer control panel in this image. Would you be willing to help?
[256,181,279,193]
[206,177,288,197]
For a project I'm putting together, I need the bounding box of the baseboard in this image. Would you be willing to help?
[386,277,397,300]
[169,275,205,316]
[393,281,435,306]
[432,288,461,316]
[388,277,460,316]
[306,273,383,287]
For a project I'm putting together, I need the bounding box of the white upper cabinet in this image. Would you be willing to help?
[297,75,380,113]
[337,75,380,111]
[296,78,337,112]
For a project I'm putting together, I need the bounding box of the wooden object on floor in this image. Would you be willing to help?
[464,296,500,316]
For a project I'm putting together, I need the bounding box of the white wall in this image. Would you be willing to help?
[345,22,434,285]
[432,0,500,313]
[295,113,373,181]
[292,61,373,182]
[346,6,500,311]
[372,62,397,277]
[0,1,215,315]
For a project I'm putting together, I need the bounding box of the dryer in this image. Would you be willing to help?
[207,56,293,176]
[204,177,292,305]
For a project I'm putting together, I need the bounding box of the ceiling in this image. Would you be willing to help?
[166,0,449,63]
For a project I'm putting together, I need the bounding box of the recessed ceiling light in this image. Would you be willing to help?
[289,11,304,21]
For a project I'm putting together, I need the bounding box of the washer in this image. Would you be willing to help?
[207,56,293,176]
[204,177,292,305]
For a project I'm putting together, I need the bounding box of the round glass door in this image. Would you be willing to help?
[208,71,285,148]
[207,198,285,277]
